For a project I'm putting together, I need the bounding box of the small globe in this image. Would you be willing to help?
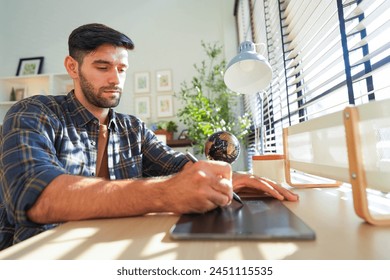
[204,131,240,164]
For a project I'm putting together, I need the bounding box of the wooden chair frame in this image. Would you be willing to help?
[282,100,390,225]
[343,106,390,226]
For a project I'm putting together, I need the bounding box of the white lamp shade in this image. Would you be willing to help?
[224,41,272,94]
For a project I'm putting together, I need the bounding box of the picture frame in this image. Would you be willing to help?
[134,72,150,93]
[157,95,174,117]
[134,96,151,119]
[156,70,172,92]
[16,57,44,76]
[14,87,26,101]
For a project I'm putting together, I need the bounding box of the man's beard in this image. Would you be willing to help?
[79,70,122,108]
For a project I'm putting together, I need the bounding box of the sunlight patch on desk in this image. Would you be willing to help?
[54,227,100,241]
[77,239,134,259]
[211,243,298,260]
[139,232,178,259]
[48,227,99,241]
[50,226,136,259]
[258,243,298,260]
[8,227,103,259]
[48,227,103,259]
[214,245,244,259]
[204,242,298,260]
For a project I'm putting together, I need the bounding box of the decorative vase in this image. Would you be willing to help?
[10,87,16,101]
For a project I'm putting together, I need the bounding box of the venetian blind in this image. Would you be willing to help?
[235,0,390,156]
[341,0,390,103]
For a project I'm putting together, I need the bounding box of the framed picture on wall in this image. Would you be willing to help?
[134,96,151,118]
[156,70,172,92]
[157,94,174,117]
[134,72,150,93]
[16,57,44,76]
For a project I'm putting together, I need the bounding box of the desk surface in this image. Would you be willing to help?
[0,186,389,260]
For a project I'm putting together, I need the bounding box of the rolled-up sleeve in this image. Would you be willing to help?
[141,127,190,176]
[0,100,66,227]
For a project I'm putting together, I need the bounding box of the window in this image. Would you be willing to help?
[234,0,390,156]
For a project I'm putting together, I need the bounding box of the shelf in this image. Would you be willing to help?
[0,101,16,106]
[167,139,194,147]
[0,73,72,123]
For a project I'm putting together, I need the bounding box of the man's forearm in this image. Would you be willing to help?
[27,174,170,224]
[27,161,236,224]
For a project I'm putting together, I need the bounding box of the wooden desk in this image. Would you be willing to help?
[0,186,389,260]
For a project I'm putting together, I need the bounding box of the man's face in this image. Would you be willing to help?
[77,44,129,108]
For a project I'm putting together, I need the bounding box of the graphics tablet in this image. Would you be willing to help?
[170,198,315,240]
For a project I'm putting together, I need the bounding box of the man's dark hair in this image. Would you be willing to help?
[68,23,134,63]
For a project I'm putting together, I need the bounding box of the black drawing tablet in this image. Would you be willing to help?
[170,198,315,240]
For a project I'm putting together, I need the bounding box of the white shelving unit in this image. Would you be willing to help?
[0,73,72,124]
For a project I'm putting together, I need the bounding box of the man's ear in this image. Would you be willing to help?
[64,56,79,78]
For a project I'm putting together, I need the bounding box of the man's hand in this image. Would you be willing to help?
[232,172,299,201]
[165,160,233,213]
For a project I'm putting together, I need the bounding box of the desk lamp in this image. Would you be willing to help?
[224,41,272,95]
[224,41,272,155]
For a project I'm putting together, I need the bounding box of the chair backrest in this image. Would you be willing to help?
[283,98,390,225]
[283,110,347,187]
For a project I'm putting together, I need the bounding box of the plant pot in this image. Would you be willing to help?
[154,129,174,141]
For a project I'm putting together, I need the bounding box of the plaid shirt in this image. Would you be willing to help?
[0,91,188,250]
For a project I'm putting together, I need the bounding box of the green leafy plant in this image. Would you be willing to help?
[154,120,178,141]
[166,121,178,133]
[177,41,252,154]
[157,120,178,133]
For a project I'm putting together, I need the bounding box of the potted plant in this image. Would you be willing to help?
[154,120,178,141]
[176,41,252,154]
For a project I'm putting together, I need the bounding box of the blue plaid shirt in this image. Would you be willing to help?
[0,91,189,250]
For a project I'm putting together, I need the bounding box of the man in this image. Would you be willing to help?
[0,23,298,250]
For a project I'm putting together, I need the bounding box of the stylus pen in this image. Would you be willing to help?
[186,152,243,205]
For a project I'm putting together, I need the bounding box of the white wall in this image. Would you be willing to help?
[0,0,247,169]
[0,0,236,114]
